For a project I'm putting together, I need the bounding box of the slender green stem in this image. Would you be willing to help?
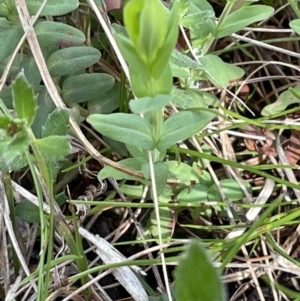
[287,0,300,19]
[202,0,236,54]
[220,194,283,270]
[3,172,20,274]
[44,167,54,301]
[25,151,48,301]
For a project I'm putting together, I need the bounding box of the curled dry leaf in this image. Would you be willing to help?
[284,130,300,165]
[242,125,277,156]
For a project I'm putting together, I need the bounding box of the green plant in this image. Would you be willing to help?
[2,0,299,300]
[0,72,92,300]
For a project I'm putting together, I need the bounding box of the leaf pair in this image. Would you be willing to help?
[87,106,216,152]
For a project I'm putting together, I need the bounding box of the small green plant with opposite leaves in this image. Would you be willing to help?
[3,0,298,300]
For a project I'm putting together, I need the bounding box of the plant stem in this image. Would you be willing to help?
[287,0,300,19]
[3,172,21,274]
[202,0,236,54]
[25,151,48,301]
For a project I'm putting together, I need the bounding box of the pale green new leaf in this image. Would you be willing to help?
[87,113,155,150]
[290,19,300,36]
[142,162,168,195]
[149,186,173,239]
[149,207,173,240]
[0,116,11,128]
[175,240,225,301]
[177,183,208,203]
[12,72,37,126]
[123,0,144,46]
[261,87,300,116]
[98,158,149,184]
[129,95,172,114]
[216,5,274,38]
[33,136,71,162]
[207,179,252,202]
[151,1,179,77]
[167,161,199,185]
[139,0,167,63]
[199,55,244,88]
[115,34,151,79]
[157,109,216,151]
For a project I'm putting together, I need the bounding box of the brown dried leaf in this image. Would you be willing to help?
[285,130,300,165]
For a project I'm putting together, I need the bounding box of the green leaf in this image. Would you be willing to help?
[33,136,71,162]
[138,0,167,63]
[150,2,179,77]
[35,20,85,47]
[142,162,168,195]
[180,0,214,47]
[262,87,300,116]
[0,116,11,128]
[208,179,252,202]
[175,240,226,301]
[0,54,41,86]
[188,0,214,13]
[199,55,244,88]
[47,46,101,77]
[0,19,23,61]
[181,11,215,46]
[167,161,199,185]
[0,139,28,172]
[3,131,29,166]
[186,89,220,107]
[12,72,37,126]
[123,0,144,46]
[88,82,120,114]
[129,95,172,114]
[62,73,114,104]
[115,34,150,79]
[26,0,79,16]
[98,158,150,184]
[171,49,200,68]
[15,200,41,223]
[121,184,146,198]
[126,144,146,158]
[172,87,220,109]
[87,113,155,150]
[216,5,274,38]
[149,207,173,240]
[149,187,173,240]
[290,19,300,36]
[157,109,216,151]
[177,183,208,203]
[42,108,70,137]
[31,86,55,138]
[55,191,68,206]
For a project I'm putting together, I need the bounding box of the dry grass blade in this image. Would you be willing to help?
[78,227,148,301]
